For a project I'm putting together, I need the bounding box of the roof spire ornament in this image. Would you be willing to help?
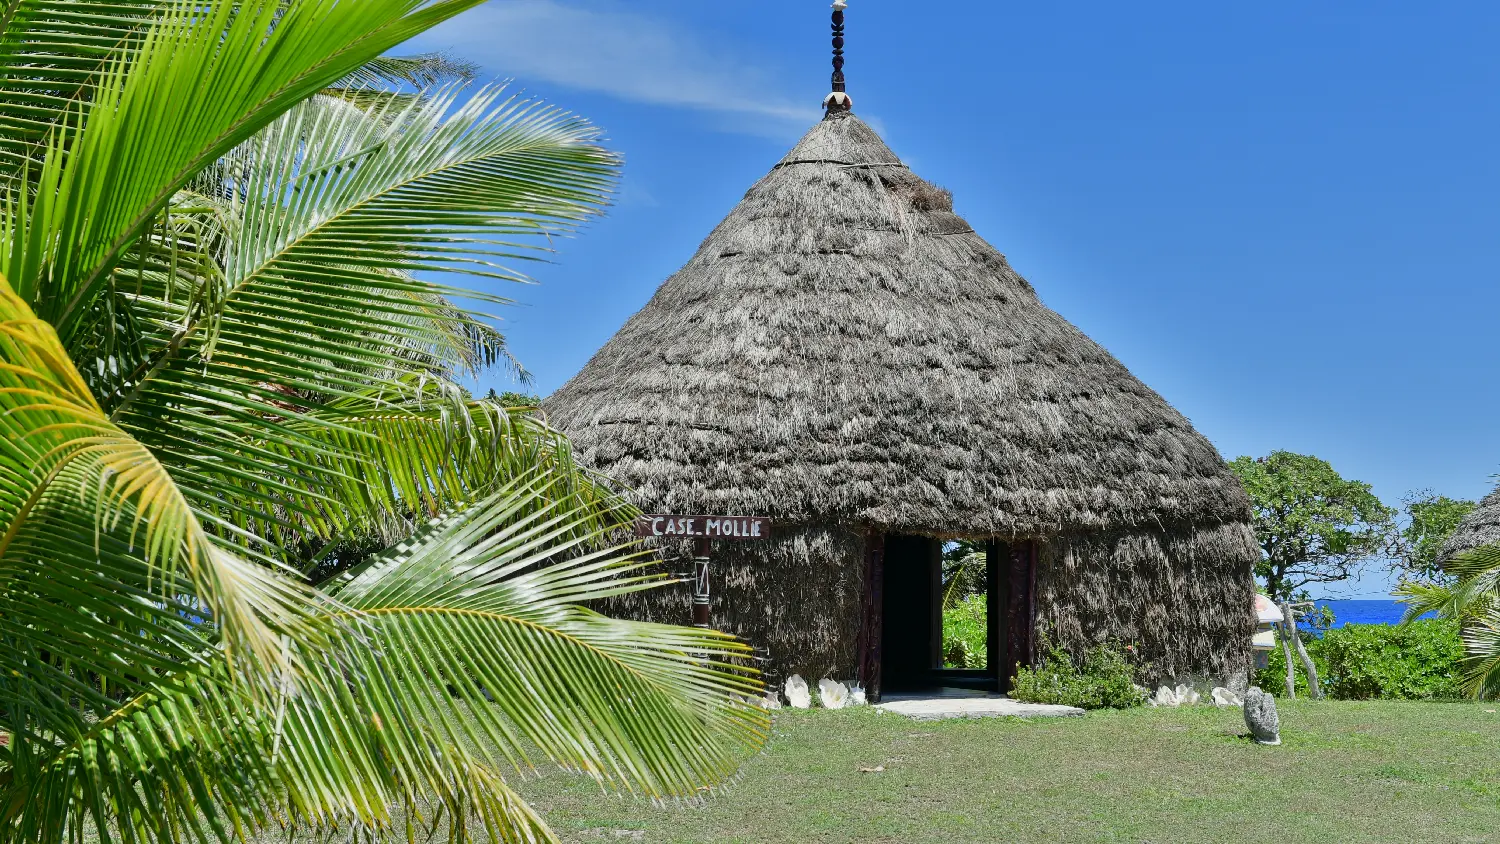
[823,0,853,114]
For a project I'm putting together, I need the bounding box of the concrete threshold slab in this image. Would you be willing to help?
[874,692,1084,721]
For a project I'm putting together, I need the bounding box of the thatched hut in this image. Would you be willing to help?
[545,9,1256,697]
[1441,485,1500,563]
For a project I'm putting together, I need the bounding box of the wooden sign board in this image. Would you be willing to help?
[635,515,773,540]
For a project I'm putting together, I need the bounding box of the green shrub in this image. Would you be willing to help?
[1011,641,1146,710]
[1321,620,1466,700]
[942,593,987,669]
[1255,620,1465,701]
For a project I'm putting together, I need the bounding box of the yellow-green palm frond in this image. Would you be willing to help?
[0,274,321,688]
[101,84,617,549]
[6,474,765,843]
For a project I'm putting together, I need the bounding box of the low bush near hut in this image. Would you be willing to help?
[1011,641,1146,710]
[1255,620,1466,700]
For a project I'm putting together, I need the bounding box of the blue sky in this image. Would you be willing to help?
[407,1,1500,598]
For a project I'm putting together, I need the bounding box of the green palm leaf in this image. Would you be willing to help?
[8,477,765,842]
[106,84,616,547]
[0,273,320,689]
[0,2,765,840]
[1398,545,1500,697]
[5,0,489,340]
[0,0,169,175]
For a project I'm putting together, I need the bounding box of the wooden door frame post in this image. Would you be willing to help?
[857,528,885,702]
[985,540,1002,692]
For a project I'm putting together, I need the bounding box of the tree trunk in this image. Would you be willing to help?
[1278,617,1297,700]
[1283,600,1323,699]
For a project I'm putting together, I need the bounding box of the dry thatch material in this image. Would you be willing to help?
[547,110,1256,683]
[1037,522,1257,683]
[547,112,1248,536]
[604,526,867,682]
[1441,485,1500,562]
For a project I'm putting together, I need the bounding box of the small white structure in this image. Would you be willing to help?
[1252,594,1283,671]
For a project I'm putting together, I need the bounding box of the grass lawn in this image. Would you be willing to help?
[512,701,1500,844]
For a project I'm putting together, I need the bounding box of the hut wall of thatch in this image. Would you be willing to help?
[1036,521,1258,686]
[611,517,1256,688]
[605,526,867,682]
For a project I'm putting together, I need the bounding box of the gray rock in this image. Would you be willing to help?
[1243,686,1281,745]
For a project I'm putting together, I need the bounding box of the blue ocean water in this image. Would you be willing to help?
[1299,599,1435,630]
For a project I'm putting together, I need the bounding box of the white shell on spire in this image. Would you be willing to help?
[832,1,848,9]
[823,92,853,109]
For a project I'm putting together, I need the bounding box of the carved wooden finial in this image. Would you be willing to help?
[824,1,853,113]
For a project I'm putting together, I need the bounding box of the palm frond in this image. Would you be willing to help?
[0,0,170,175]
[1460,609,1500,699]
[7,475,764,843]
[1397,545,1500,699]
[0,272,321,692]
[1394,578,1466,623]
[103,84,616,548]
[4,0,489,342]
[319,477,767,799]
[338,52,480,89]
[1443,546,1500,609]
[0,5,760,841]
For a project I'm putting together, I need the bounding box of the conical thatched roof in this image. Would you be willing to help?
[1441,485,1500,562]
[546,111,1251,537]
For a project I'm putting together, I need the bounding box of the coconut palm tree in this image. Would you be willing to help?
[1397,547,1500,699]
[0,2,765,841]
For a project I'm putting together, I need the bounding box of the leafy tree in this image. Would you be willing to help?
[1228,451,1395,600]
[0,2,763,841]
[487,388,544,407]
[1389,490,1477,583]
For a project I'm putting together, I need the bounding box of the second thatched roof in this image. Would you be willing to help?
[545,111,1251,538]
[1441,485,1500,562]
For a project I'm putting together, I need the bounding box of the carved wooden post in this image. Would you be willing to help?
[824,1,853,113]
[692,536,712,628]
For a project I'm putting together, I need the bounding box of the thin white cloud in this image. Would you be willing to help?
[409,0,817,135]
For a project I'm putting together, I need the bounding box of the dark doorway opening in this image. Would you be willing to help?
[867,535,1036,699]
[878,535,942,693]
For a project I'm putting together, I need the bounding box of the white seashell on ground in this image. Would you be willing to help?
[818,678,849,709]
[1211,687,1243,707]
[784,674,812,709]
